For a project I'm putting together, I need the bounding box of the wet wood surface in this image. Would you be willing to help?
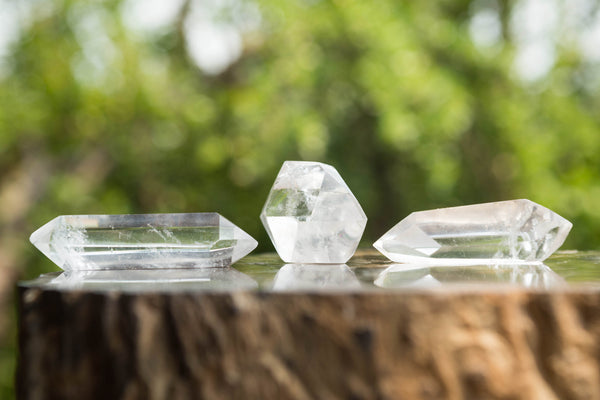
[17,252,600,400]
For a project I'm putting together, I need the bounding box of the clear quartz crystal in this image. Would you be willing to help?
[374,199,572,264]
[260,161,367,263]
[30,213,258,270]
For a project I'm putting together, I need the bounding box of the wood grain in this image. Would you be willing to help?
[17,286,600,400]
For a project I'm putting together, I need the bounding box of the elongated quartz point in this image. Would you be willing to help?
[374,199,572,264]
[30,213,258,270]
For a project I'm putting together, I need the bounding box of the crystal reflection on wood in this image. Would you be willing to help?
[30,213,258,270]
[44,268,258,292]
[374,263,566,289]
[272,264,361,291]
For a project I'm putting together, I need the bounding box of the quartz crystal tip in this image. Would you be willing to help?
[30,213,258,271]
[373,199,572,264]
[260,161,367,263]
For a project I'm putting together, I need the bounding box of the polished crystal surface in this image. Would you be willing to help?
[261,161,367,263]
[374,263,566,289]
[30,213,258,270]
[374,199,572,264]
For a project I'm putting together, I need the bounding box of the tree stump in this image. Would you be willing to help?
[17,252,600,400]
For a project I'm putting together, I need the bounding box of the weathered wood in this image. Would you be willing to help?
[17,286,600,400]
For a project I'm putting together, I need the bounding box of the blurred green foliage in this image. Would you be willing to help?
[2,0,600,396]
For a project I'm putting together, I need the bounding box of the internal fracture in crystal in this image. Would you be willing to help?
[30,213,258,270]
[373,199,572,264]
[261,161,367,263]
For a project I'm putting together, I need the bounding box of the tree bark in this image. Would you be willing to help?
[17,286,600,400]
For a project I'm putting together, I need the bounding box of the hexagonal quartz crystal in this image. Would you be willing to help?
[261,161,367,263]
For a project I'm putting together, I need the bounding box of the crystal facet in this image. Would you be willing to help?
[30,213,258,270]
[260,161,367,263]
[374,199,572,264]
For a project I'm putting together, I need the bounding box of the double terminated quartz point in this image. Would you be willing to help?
[374,199,572,264]
[261,161,367,263]
[30,213,258,270]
